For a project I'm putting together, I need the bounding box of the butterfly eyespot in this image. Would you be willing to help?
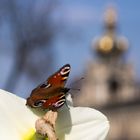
[34,100,46,107]
[63,68,69,72]
[40,84,47,88]
[60,67,70,75]
[40,83,51,89]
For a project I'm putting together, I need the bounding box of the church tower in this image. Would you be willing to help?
[74,7,136,107]
[73,7,140,140]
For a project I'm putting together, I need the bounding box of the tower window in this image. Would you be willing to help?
[108,77,120,94]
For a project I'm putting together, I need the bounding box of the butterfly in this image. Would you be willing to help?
[26,64,71,110]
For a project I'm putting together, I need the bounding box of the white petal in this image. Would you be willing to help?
[0,89,109,140]
[66,94,73,106]
[56,107,109,140]
[0,89,38,140]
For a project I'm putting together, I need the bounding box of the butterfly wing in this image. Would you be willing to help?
[42,93,66,110]
[47,64,71,87]
[26,64,71,108]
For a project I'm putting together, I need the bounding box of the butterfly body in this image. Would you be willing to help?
[26,64,71,110]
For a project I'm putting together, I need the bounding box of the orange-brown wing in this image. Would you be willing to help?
[42,93,66,110]
[46,64,71,88]
[35,64,70,89]
[26,64,70,108]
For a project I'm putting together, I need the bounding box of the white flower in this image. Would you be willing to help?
[0,89,109,140]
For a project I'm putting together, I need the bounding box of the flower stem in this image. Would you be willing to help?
[35,110,58,140]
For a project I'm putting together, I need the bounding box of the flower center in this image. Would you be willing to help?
[22,128,48,140]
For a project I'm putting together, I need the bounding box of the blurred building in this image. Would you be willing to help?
[73,7,140,140]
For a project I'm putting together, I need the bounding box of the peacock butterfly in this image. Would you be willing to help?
[26,64,71,110]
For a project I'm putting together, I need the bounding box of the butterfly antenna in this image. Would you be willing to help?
[68,77,84,90]
[67,91,72,94]
[70,88,80,91]
[70,77,84,86]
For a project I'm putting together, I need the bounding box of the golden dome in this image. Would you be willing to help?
[99,36,113,53]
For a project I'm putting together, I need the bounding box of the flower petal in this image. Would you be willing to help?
[56,107,109,140]
[0,89,109,140]
[0,89,38,140]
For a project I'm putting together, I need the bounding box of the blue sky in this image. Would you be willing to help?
[1,0,140,97]
[55,1,140,78]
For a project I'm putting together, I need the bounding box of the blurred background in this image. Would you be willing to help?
[1,0,140,139]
